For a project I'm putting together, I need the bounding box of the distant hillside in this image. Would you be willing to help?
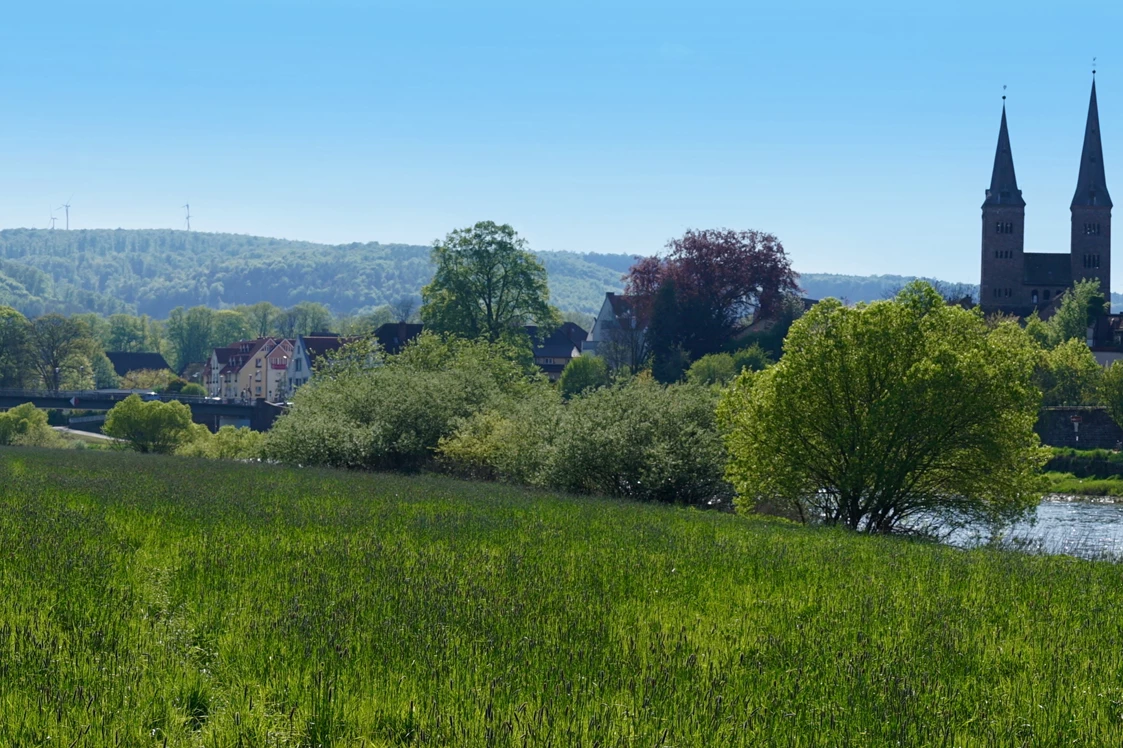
[0,229,626,318]
[797,273,977,305]
[6,228,1112,318]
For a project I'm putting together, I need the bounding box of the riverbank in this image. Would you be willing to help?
[4,447,1123,744]
[1045,471,1123,497]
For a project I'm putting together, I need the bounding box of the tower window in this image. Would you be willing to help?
[1032,290,1039,304]
[1084,223,1102,236]
[1044,290,1051,301]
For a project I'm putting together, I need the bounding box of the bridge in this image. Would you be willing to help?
[0,390,284,432]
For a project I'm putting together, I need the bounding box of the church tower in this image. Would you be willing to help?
[980,102,1026,312]
[1070,77,1112,300]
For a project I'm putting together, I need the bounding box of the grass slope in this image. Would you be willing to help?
[3,449,1123,745]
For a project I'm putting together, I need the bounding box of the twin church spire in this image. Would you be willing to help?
[988,79,1109,209]
[979,77,1112,314]
[1072,79,1112,208]
[983,103,1025,207]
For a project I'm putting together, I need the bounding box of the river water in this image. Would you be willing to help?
[959,497,1123,560]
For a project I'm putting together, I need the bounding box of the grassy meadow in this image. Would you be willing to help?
[3,449,1123,746]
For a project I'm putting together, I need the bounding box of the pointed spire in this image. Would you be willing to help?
[1072,77,1112,208]
[983,101,1025,207]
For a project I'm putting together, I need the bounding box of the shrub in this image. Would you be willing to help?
[180,383,207,397]
[267,333,536,471]
[103,394,197,454]
[178,425,265,461]
[438,384,562,483]
[0,403,65,447]
[686,353,736,386]
[731,343,772,373]
[559,356,609,398]
[547,379,732,506]
[441,377,732,507]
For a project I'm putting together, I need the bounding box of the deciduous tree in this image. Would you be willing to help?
[166,306,215,371]
[718,282,1046,535]
[103,394,196,454]
[1034,338,1102,406]
[559,356,609,398]
[421,221,558,341]
[626,229,798,359]
[0,306,31,388]
[26,314,94,392]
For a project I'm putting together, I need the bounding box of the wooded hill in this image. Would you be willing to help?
[5,227,1097,318]
[0,229,627,318]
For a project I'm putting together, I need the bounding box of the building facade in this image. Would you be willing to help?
[980,80,1112,316]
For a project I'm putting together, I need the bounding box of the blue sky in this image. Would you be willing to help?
[0,1,1121,285]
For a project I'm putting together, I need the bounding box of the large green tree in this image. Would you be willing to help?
[421,221,558,341]
[165,306,215,370]
[1034,338,1102,406]
[0,306,31,387]
[718,282,1046,534]
[212,309,252,347]
[25,314,95,392]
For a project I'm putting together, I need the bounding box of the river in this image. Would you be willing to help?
[959,497,1123,560]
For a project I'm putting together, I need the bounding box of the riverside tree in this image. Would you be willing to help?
[421,221,558,341]
[718,281,1046,534]
[103,395,198,454]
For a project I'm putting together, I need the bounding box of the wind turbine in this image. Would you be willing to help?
[56,195,72,230]
[48,207,57,230]
[183,202,192,231]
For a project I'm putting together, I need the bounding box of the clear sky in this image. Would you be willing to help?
[1,0,1121,285]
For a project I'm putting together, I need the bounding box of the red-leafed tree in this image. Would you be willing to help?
[626,229,799,361]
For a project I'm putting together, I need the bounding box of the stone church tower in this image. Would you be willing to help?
[980,79,1112,316]
[1070,79,1112,301]
[979,103,1026,310]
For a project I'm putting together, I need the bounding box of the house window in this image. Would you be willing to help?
[296,359,303,372]
[256,358,262,368]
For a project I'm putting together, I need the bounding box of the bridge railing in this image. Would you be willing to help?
[0,389,258,407]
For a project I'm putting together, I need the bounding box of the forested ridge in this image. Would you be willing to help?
[0,229,628,318]
[6,227,1098,319]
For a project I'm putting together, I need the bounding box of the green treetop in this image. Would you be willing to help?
[421,221,558,341]
[718,281,1046,535]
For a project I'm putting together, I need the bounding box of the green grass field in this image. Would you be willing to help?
[3,449,1123,746]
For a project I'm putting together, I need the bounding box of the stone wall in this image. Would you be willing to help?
[1035,406,1123,450]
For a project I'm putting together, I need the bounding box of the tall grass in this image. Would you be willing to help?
[3,448,1123,745]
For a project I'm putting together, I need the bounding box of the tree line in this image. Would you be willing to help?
[4,219,1121,542]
